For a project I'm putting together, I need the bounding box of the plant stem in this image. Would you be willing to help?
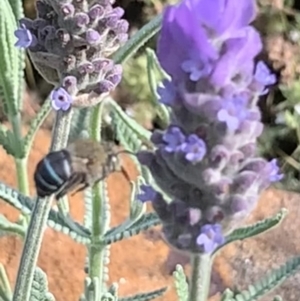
[14,158,29,196]
[88,102,107,291]
[188,254,212,301]
[12,109,73,301]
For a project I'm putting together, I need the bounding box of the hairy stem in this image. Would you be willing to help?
[188,254,212,301]
[88,102,107,291]
[14,158,29,196]
[12,109,73,301]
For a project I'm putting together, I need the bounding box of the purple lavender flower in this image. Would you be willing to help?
[180,134,206,163]
[217,95,249,131]
[253,61,276,95]
[14,24,37,48]
[14,0,128,108]
[196,224,225,253]
[162,126,185,153]
[137,185,158,203]
[266,159,284,182]
[50,87,73,111]
[137,0,283,254]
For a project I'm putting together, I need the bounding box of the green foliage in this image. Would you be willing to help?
[0,0,24,116]
[29,267,55,301]
[0,181,91,243]
[68,107,91,143]
[0,124,17,156]
[0,214,26,237]
[0,264,12,301]
[118,287,167,301]
[214,209,288,254]
[103,212,160,245]
[221,256,300,301]
[23,100,51,156]
[173,265,188,301]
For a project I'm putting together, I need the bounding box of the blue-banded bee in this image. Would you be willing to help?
[34,138,132,199]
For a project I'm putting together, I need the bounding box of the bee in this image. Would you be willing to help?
[34,138,132,199]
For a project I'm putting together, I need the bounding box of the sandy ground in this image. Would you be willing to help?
[0,126,300,301]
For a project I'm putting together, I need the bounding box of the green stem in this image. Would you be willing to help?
[14,158,29,196]
[188,254,212,301]
[12,109,73,301]
[88,102,107,290]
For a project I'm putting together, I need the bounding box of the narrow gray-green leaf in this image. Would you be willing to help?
[0,0,23,115]
[119,287,167,301]
[0,214,26,237]
[214,209,288,254]
[109,98,152,152]
[30,267,55,301]
[224,256,300,301]
[103,212,160,245]
[146,48,170,126]
[0,124,15,156]
[113,14,162,64]
[0,182,91,243]
[23,100,51,156]
[68,107,91,143]
[173,265,188,301]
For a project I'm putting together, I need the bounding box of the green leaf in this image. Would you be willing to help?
[83,187,93,230]
[0,0,24,116]
[23,100,51,156]
[113,14,162,64]
[0,214,26,237]
[0,181,91,244]
[223,256,300,301]
[30,267,55,301]
[7,0,24,21]
[146,48,170,127]
[214,209,288,254]
[0,264,12,301]
[103,212,161,245]
[109,98,152,152]
[68,107,91,143]
[173,265,188,301]
[0,124,15,156]
[119,287,167,301]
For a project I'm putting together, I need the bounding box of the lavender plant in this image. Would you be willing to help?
[0,1,300,301]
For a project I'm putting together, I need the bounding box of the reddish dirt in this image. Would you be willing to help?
[1,125,300,301]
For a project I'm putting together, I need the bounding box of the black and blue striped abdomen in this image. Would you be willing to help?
[34,150,72,197]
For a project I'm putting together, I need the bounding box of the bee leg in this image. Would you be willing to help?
[70,182,89,195]
[56,174,83,200]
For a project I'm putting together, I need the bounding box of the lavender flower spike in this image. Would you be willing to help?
[14,0,129,108]
[138,0,283,254]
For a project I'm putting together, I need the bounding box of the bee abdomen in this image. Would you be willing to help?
[34,150,72,197]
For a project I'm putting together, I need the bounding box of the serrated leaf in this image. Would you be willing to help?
[68,107,91,143]
[224,256,300,301]
[146,48,170,127]
[0,264,12,301]
[30,267,55,301]
[119,287,167,301]
[173,265,188,301]
[214,209,288,254]
[103,212,161,245]
[0,214,26,237]
[0,0,23,116]
[23,100,51,156]
[0,181,91,244]
[0,124,15,156]
[109,97,152,152]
